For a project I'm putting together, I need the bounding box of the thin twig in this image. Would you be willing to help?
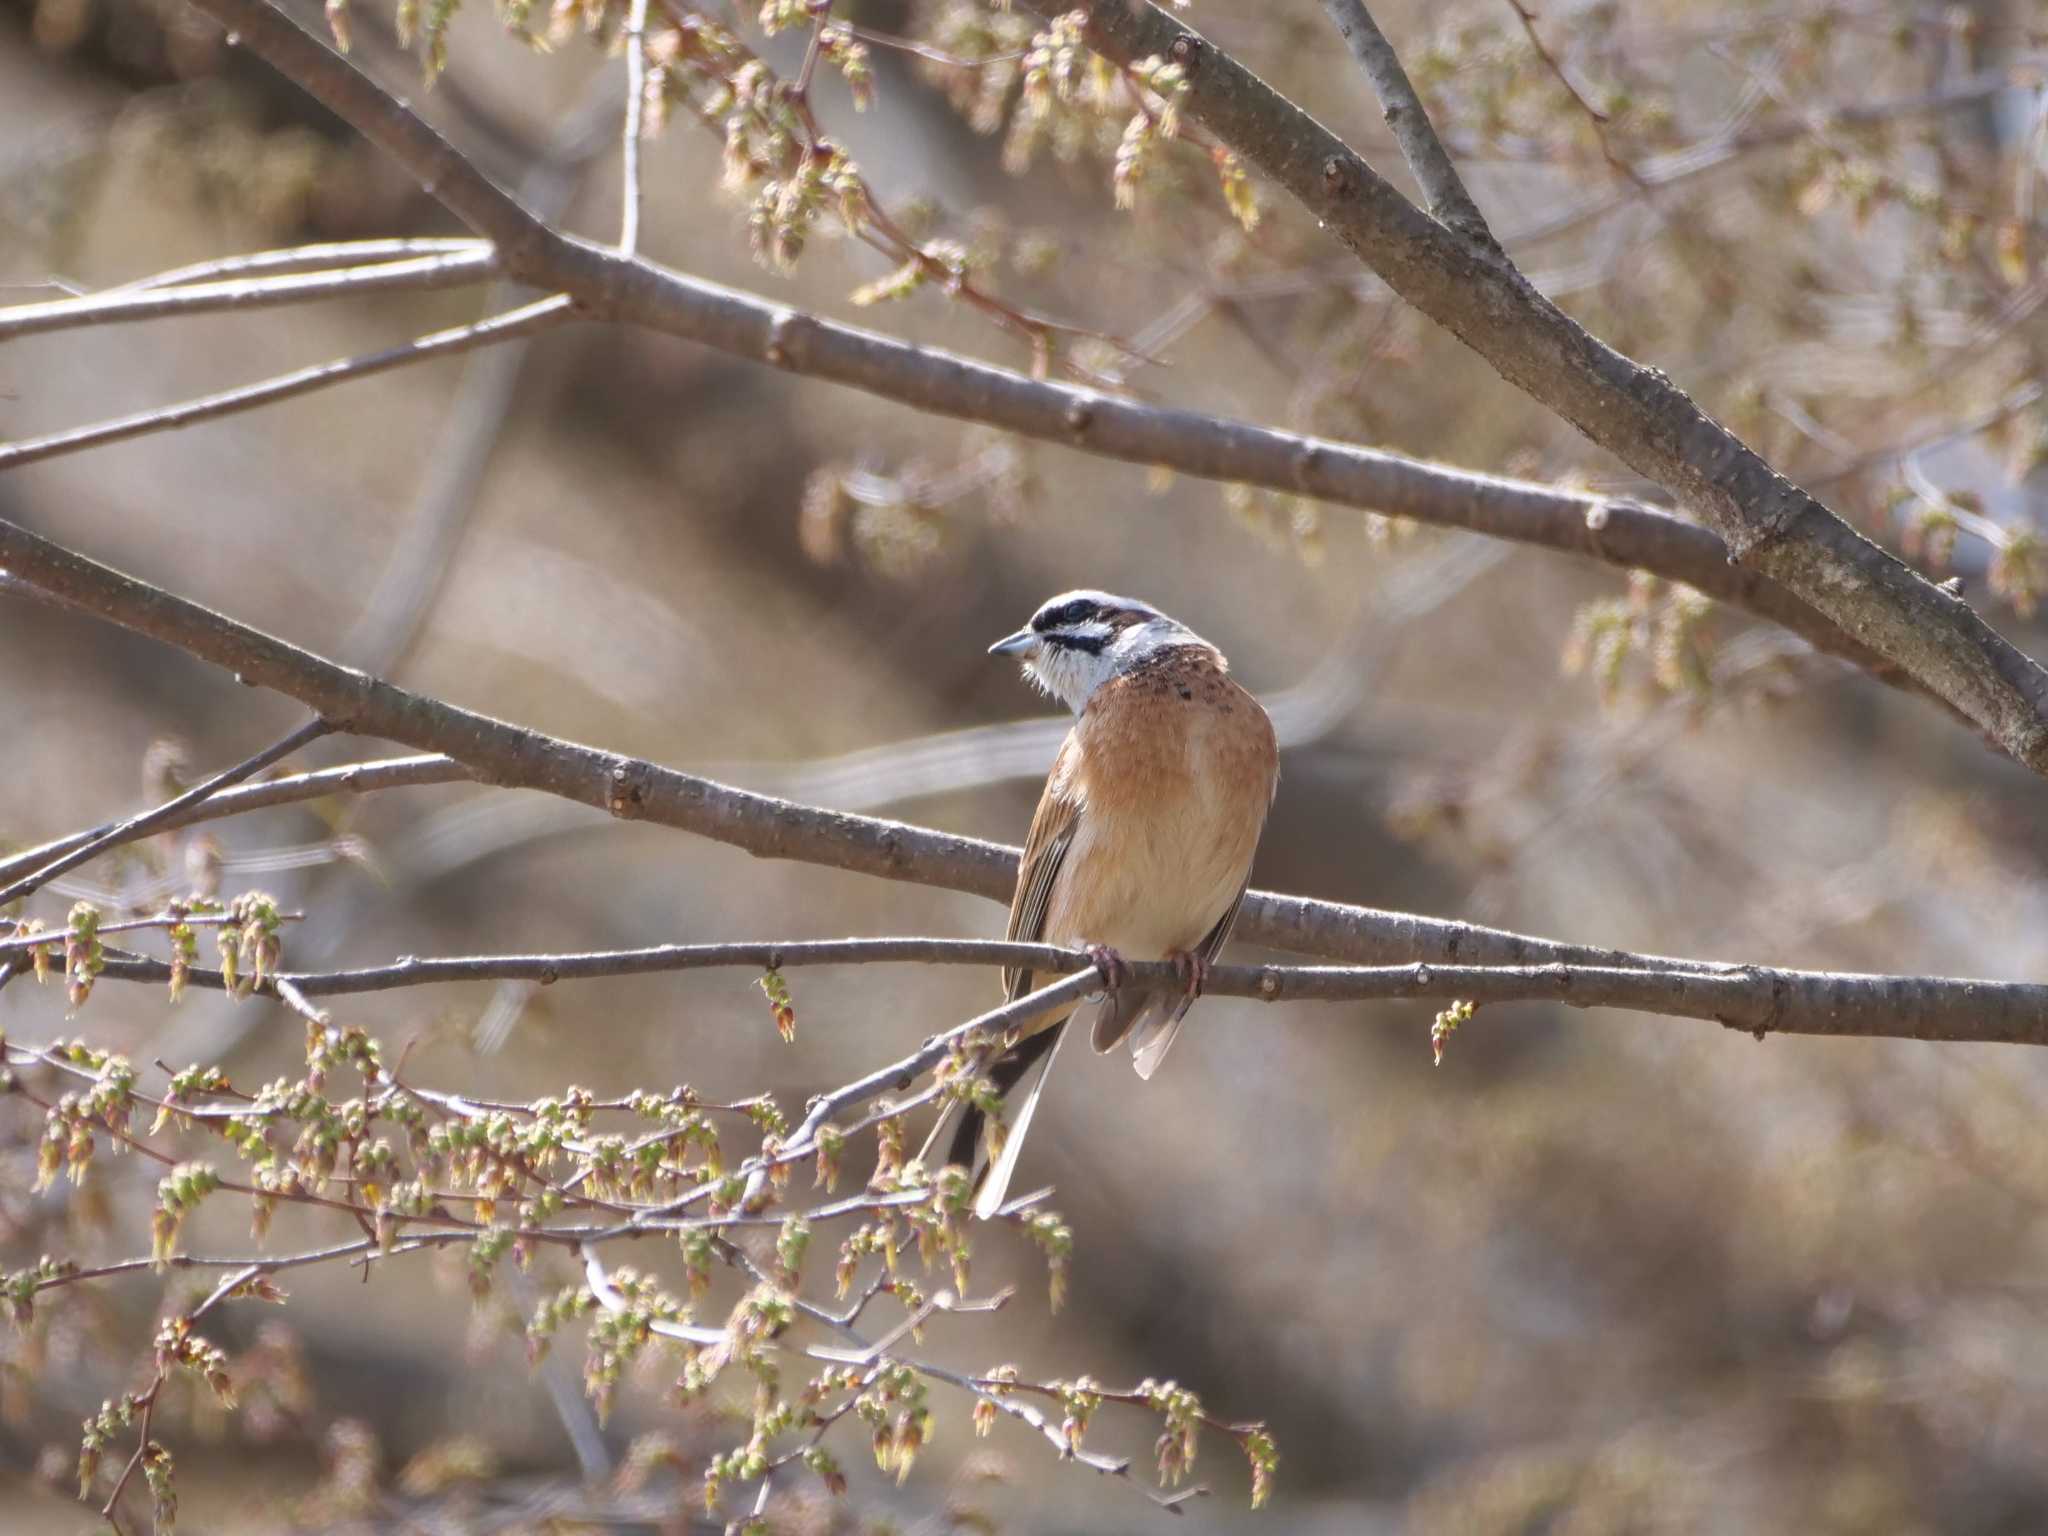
[575,1244,1164,1505]
[108,238,489,293]
[0,295,575,473]
[1501,0,1650,190]
[737,970,1104,1208]
[0,755,469,889]
[620,0,649,256]
[0,250,497,342]
[0,717,335,910]
[0,910,304,956]
[1318,0,1495,244]
[840,22,1028,71]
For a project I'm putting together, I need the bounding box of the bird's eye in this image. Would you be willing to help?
[1035,599,1099,633]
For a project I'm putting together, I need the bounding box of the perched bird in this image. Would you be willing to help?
[924,590,1279,1218]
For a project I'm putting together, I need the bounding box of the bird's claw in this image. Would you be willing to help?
[1168,948,1210,1004]
[1085,944,1129,993]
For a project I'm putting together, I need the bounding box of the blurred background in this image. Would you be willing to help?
[10,0,2048,1530]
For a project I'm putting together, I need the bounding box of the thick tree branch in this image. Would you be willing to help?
[4,517,2042,1043]
[52,936,2048,1045]
[165,0,1948,727]
[1318,0,1493,243]
[1029,0,2048,775]
[0,296,573,472]
[0,250,497,341]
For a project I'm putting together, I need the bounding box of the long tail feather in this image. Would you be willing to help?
[973,1023,1069,1220]
[918,1024,1068,1216]
[1129,995,1193,1080]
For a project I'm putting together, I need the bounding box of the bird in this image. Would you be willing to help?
[922,589,1280,1219]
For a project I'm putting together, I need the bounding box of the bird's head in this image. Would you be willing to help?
[988,590,1207,713]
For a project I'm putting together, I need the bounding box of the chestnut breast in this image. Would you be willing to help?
[1044,647,1276,957]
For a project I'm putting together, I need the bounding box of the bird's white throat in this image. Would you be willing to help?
[1023,614,1205,714]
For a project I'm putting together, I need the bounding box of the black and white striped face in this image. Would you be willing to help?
[989,590,1202,713]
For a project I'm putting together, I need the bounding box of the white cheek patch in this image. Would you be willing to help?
[1018,612,1199,715]
[1022,655,1066,702]
[1025,644,1112,714]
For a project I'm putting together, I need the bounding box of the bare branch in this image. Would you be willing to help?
[0,910,303,955]
[1502,0,1649,188]
[0,716,334,909]
[0,516,1998,991]
[0,295,574,473]
[620,0,649,256]
[1318,0,1494,243]
[0,754,470,889]
[0,250,498,341]
[0,517,1729,977]
[1024,0,2048,776]
[44,935,2048,1046]
[108,238,490,293]
[743,969,1105,1207]
[167,0,1946,727]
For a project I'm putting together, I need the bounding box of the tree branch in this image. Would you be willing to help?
[166,0,1950,732]
[0,250,497,341]
[1318,0,1494,243]
[738,969,1107,1209]
[0,515,1784,975]
[620,0,648,256]
[47,936,2048,1045]
[0,909,303,955]
[1027,0,2048,776]
[0,754,471,888]
[4,514,2031,1036]
[0,295,573,473]
[107,238,490,292]
[0,715,334,909]
[1502,0,1648,188]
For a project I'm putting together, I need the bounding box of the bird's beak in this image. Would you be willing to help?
[988,628,1040,657]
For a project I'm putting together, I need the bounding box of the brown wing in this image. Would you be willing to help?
[1001,732,1083,1005]
[915,730,1083,1209]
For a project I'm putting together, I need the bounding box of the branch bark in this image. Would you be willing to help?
[0,754,471,888]
[4,515,2042,1042]
[1026,0,2048,774]
[1318,0,1494,243]
[0,716,333,908]
[56,936,2048,1045]
[0,250,497,341]
[0,296,572,472]
[619,0,649,256]
[155,0,1955,731]
[110,238,489,292]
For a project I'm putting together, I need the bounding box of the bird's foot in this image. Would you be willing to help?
[1167,947,1210,1004]
[1085,943,1129,994]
